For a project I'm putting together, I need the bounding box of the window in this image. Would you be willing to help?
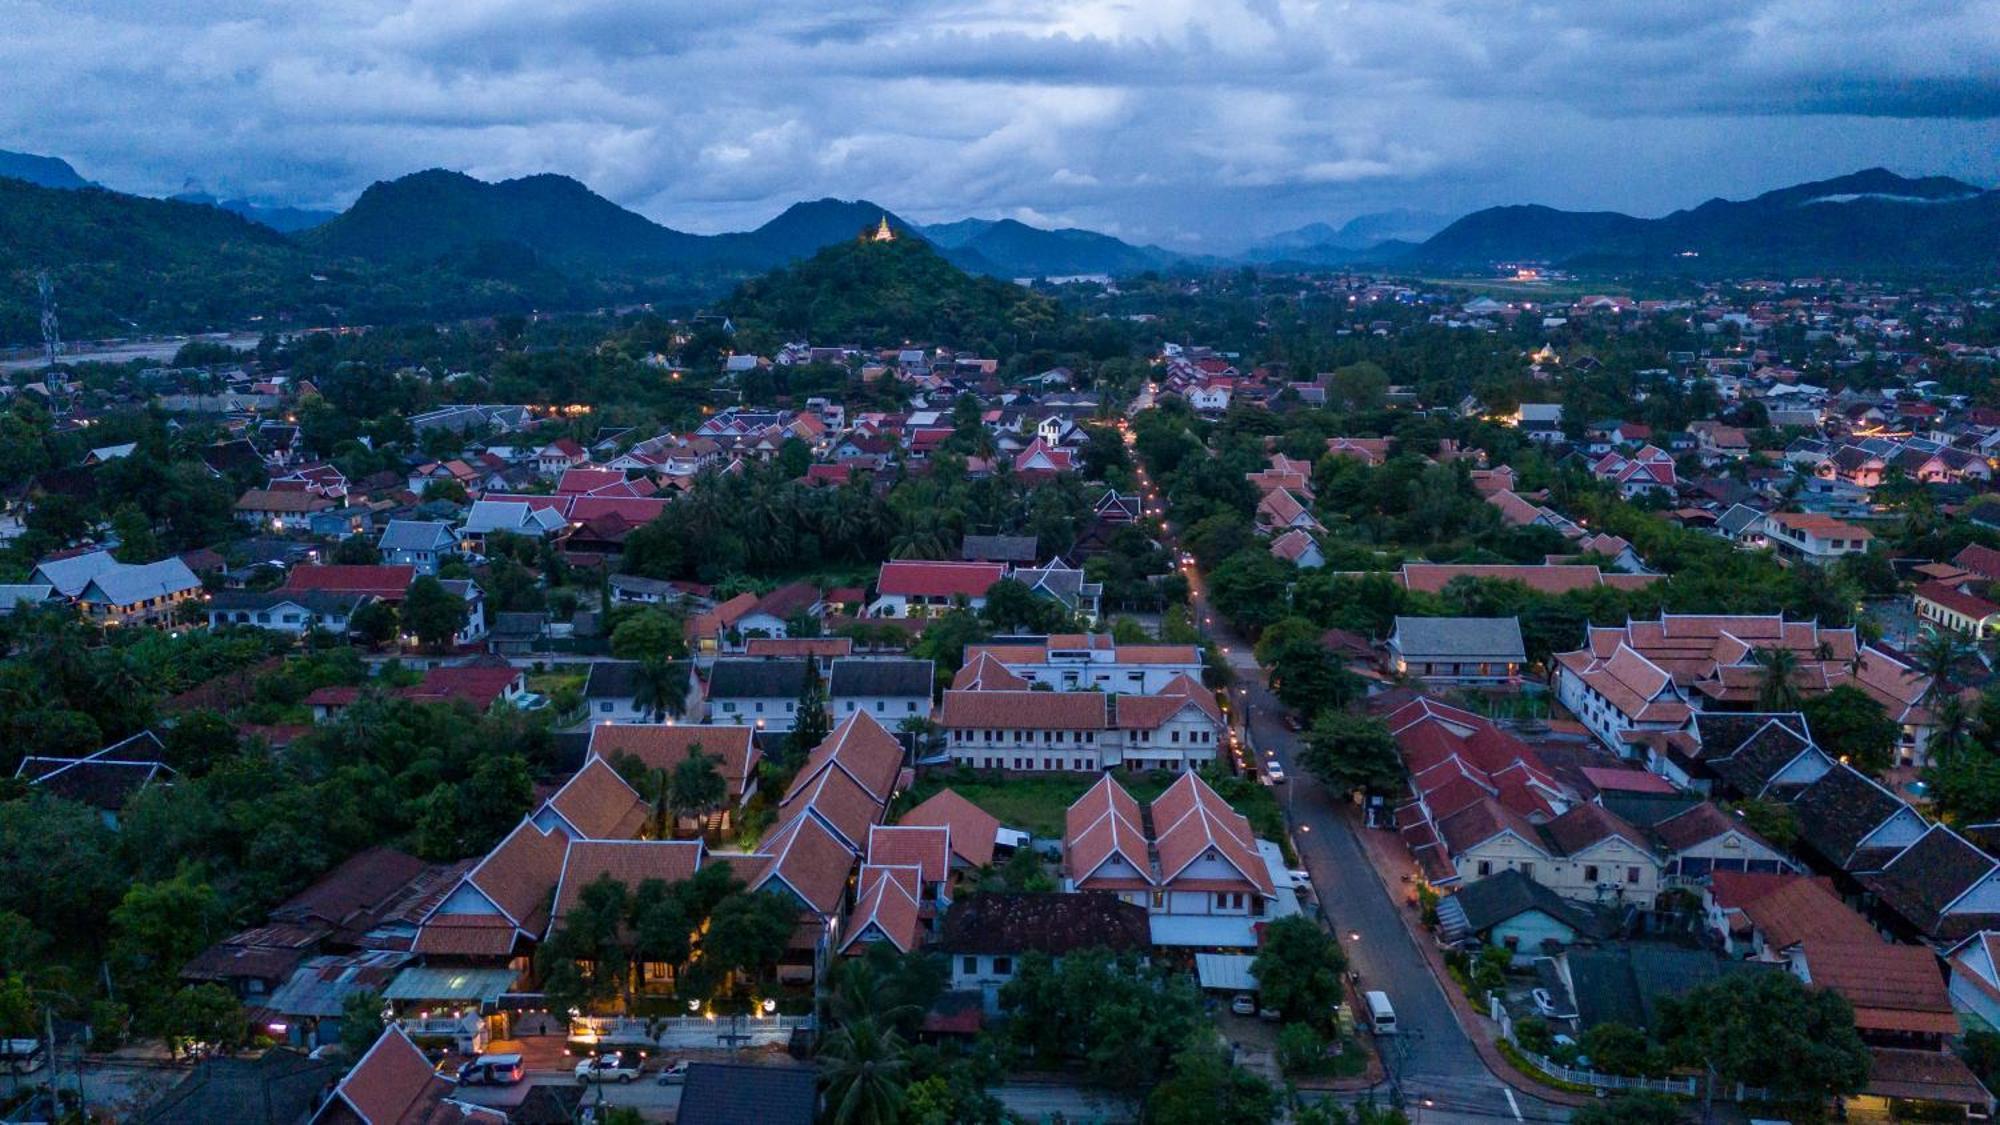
[754,702,764,713]
[962,956,977,974]
[1476,861,1492,876]
[1626,866,1641,884]
[875,701,884,712]
[992,957,1011,975]
[721,702,736,713]
[599,702,613,713]
[1519,862,1535,879]
[1584,865,1599,883]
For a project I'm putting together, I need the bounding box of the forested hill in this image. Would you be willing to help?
[1403,168,2000,274]
[719,236,1127,358]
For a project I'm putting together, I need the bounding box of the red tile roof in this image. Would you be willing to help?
[285,564,415,599]
[587,725,759,802]
[866,825,950,885]
[541,758,649,840]
[549,840,705,926]
[899,788,1001,868]
[875,560,1007,599]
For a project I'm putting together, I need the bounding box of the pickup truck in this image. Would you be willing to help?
[574,1051,644,1083]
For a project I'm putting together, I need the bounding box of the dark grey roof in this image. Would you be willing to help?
[137,1048,338,1125]
[829,658,934,698]
[1792,763,1909,867]
[708,658,808,699]
[1390,616,1526,661]
[1716,503,1767,536]
[677,1062,818,1125]
[1860,825,2000,940]
[1565,945,1770,1033]
[377,519,454,551]
[584,660,642,699]
[961,534,1039,563]
[208,589,371,615]
[490,611,547,638]
[1437,869,1600,941]
[939,892,1151,956]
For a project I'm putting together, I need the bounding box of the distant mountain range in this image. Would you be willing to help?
[1242,209,1453,264]
[2,147,1995,343]
[1402,169,1999,274]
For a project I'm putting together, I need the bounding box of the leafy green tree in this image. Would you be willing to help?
[1580,1022,1651,1076]
[1146,1038,1278,1125]
[609,608,688,662]
[1276,1021,1333,1077]
[340,989,386,1058]
[401,576,469,652]
[348,599,399,649]
[696,891,798,989]
[1000,948,1203,1092]
[157,984,245,1058]
[1251,916,1347,1025]
[1801,685,1899,776]
[668,746,727,834]
[1206,550,1294,634]
[110,504,161,563]
[1257,617,1362,721]
[1570,1093,1685,1125]
[1656,970,1869,1109]
[1298,713,1406,794]
[161,710,241,777]
[331,534,381,565]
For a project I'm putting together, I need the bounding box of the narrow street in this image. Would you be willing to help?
[1137,462,1572,1124]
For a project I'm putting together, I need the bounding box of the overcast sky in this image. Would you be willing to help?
[6,0,1998,248]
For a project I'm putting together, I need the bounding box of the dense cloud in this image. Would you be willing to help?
[3,0,1997,246]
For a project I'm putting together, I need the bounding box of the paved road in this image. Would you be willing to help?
[455,1071,684,1117]
[1137,464,1568,1124]
[996,1081,1139,1123]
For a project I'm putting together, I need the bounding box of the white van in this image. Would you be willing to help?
[457,1053,525,1086]
[1364,990,1397,1035]
[0,1039,46,1075]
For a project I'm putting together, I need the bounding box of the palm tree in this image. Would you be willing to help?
[1914,629,1972,703]
[632,657,688,723]
[1752,646,1803,711]
[819,1017,909,1125]
[1930,694,1975,762]
[667,746,726,837]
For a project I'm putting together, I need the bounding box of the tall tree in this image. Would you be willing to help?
[402,576,469,652]
[819,1017,910,1125]
[1801,685,1899,775]
[1298,713,1406,794]
[788,660,832,761]
[1656,970,1869,1110]
[632,657,689,722]
[668,746,727,835]
[1752,646,1802,711]
[1250,916,1347,1025]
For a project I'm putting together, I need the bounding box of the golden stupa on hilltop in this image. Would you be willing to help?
[869,215,896,242]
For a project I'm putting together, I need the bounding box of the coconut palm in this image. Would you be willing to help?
[1752,646,1803,711]
[819,1017,909,1125]
[1914,629,1972,703]
[1930,694,1975,762]
[632,657,688,723]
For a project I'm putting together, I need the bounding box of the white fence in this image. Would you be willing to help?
[1493,1001,1697,1095]
[570,1014,812,1049]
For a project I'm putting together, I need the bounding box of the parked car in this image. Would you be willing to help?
[516,692,550,711]
[1231,993,1257,1016]
[1263,762,1286,785]
[575,1052,643,1083]
[1287,869,1312,891]
[1532,988,1559,1017]
[457,1053,525,1086]
[656,1060,690,1086]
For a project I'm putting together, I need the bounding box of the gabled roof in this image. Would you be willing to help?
[1540,802,1650,857]
[1793,764,1915,867]
[899,788,1001,869]
[539,757,649,841]
[950,652,1030,691]
[316,1024,502,1125]
[548,840,705,931]
[707,658,808,699]
[829,658,934,698]
[1863,824,2000,939]
[783,711,904,804]
[839,866,922,954]
[455,820,570,935]
[1151,773,1274,896]
[587,724,759,803]
[938,892,1150,956]
[875,560,1006,599]
[285,565,416,599]
[752,811,858,915]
